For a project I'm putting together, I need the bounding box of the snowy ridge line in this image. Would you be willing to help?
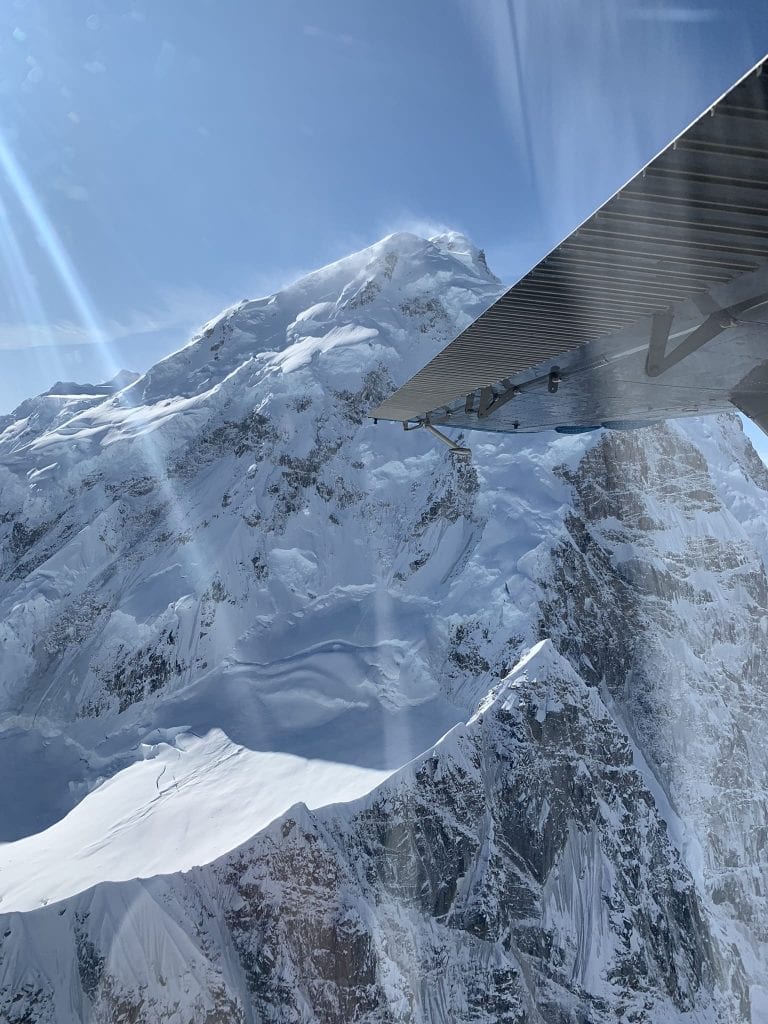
[0,637,740,1021]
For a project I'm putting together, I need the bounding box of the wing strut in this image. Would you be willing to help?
[646,293,768,378]
[411,421,472,460]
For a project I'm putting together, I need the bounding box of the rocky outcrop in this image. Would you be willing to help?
[540,419,768,1016]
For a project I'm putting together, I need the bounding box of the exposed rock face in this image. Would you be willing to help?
[1,233,767,1022]
[541,419,768,1017]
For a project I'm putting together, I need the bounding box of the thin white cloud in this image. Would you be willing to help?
[0,266,321,354]
[52,177,89,201]
[0,287,222,352]
[0,320,87,351]
[303,23,359,48]
[155,40,176,78]
[627,6,722,22]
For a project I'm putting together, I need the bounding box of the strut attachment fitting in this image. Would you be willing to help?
[475,380,520,418]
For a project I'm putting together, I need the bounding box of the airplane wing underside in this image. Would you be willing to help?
[370,54,768,439]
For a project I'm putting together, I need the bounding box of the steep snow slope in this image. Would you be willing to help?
[1,232,767,1021]
[0,729,391,912]
[0,230,522,897]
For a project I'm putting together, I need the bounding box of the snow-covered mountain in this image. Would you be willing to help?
[1,232,767,1022]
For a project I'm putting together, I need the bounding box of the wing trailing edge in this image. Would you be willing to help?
[371,53,768,439]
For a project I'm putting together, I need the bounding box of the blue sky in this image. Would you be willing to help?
[2,0,768,454]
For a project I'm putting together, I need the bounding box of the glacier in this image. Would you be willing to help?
[0,231,767,1021]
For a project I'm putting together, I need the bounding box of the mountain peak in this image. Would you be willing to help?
[81,228,504,423]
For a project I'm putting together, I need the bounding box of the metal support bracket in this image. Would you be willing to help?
[462,362,567,426]
[472,380,520,419]
[646,292,768,378]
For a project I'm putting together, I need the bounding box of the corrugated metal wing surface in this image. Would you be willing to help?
[371,54,768,424]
